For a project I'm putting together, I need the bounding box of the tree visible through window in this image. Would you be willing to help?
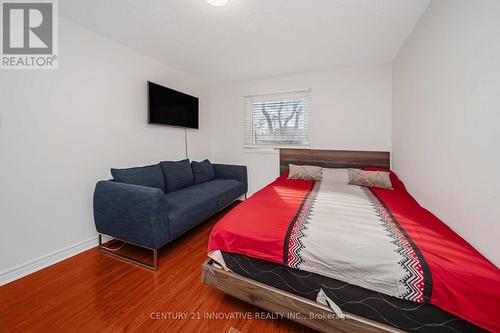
[244,91,310,147]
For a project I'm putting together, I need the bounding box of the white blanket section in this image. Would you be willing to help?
[290,168,416,300]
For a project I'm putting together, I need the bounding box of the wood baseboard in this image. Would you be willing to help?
[202,259,403,333]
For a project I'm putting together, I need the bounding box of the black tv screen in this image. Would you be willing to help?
[148,81,199,129]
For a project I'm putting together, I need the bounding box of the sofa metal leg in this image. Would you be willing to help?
[98,234,158,271]
[244,193,247,199]
[153,249,158,270]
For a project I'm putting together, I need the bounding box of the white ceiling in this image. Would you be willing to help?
[61,0,430,84]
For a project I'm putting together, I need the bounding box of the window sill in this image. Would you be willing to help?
[243,145,311,154]
[243,147,279,154]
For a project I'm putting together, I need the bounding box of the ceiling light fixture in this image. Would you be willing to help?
[206,0,228,6]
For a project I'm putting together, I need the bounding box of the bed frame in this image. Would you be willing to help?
[279,148,390,175]
[202,148,396,333]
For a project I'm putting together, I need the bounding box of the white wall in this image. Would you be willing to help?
[0,18,212,280]
[392,0,500,265]
[211,65,392,195]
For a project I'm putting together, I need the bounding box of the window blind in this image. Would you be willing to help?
[243,90,311,148]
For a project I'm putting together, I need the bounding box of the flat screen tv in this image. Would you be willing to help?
[148,81,199,129]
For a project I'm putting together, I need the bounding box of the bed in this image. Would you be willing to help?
[202,149,499,333]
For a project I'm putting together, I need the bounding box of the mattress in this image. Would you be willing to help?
[209,169,500,331]
[221,251,485,333]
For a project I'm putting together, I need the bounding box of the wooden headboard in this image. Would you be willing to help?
[279,148,390,175]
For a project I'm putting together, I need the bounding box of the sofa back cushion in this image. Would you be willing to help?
[160,159,194,192]
[191,159,215,184]
[111,164,165,191]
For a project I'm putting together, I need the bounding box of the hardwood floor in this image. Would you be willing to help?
[0,203,314,333]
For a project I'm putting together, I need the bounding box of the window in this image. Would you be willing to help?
[244,90,311,148]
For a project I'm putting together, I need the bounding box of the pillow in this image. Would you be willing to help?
[363,167,406,191]
[160,159,193,192]
[288,164,322,181]
[191,159,215,184]
[111,164,165,191]
[321,168,349,184]
[348,169,393,190]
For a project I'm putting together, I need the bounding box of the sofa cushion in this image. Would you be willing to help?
[165,179,245,240]
[111,164,165,191]
[191,159,215,184]
[160,159,194,192]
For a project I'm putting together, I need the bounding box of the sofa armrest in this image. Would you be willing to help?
[213,164,248,193]
[93,181,168,249]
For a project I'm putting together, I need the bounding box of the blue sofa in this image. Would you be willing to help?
[93,159,247,269]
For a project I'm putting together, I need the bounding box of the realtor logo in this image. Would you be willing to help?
[1,0,58,69]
